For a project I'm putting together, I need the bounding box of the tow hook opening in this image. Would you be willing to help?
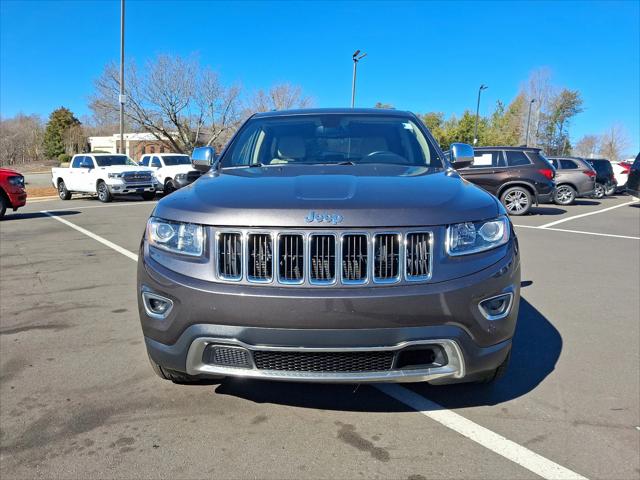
[142,291,174,319]
[395,345,447,370]
[479,292,513,320]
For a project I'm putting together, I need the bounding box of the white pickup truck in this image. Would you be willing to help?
[138,153,202,194]
[52,153,159,202]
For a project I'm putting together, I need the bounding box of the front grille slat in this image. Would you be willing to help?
[279,234,304,283]
[406,232,431,280]
[310,234,336,283]
[253,350,394,372]
[218,232,242,280]
[342,234,368,283]
[374,233,400,282]
[247,233,273,282]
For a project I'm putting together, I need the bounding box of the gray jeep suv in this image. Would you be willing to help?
[137,109,520,385]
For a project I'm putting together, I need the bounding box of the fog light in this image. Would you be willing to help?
[479,292,513,320]
[142,291,174,319]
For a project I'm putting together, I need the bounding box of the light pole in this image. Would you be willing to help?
[473,84,488,145]
[119,0,126,154]
[525,98,536,146]
[351,50,367,108]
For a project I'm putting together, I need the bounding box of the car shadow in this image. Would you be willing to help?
[213,297,561,412]
[0,210,81,221]
[529,206,566,215]
[573,199,601,206]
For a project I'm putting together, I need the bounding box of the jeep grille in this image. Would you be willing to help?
[213,229,433,287]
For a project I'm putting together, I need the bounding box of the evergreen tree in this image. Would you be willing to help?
[42,107,81,159]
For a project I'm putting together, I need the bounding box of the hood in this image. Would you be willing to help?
[153,164,499,228]
[99,165,155,173]
[158,165,196,175]
[0,168,22,177]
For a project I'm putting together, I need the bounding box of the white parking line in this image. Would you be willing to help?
[41,201,158,212]
[42,210,589,480]
[515,224,640,240]
[376,384,588,480]
[538,199,639,228]
[42,211,139,261]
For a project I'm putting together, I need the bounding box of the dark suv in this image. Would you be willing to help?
[138,108,520,386]
[584,158,616,198]
[457,147,555,215]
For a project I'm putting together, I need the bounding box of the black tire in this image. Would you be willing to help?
[500,186,532,216]
[96,181,112,203]
[593,183,605,199]
[58,180,72,200]
[475,350,511,384]
[141,191,155,201]
[554,185,576,205]
[0,194,6,218]
[604,184,616,196]
[164,179,176,195]
[148,354,223,384]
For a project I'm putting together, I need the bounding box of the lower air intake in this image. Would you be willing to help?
[253,350,394,372]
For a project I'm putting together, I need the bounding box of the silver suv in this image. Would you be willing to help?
[137,109,520,385]
[548,157,597,205]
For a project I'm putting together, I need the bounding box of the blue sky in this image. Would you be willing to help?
[1,0,638,153]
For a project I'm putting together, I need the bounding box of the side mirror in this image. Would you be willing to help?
[191,146,217,172]
[449,143,474,169]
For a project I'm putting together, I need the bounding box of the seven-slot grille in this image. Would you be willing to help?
[373,233,400,282]
[218,232,242,280]
[310,235,336,283]
[214,230,432,286]
[406,232,431,280]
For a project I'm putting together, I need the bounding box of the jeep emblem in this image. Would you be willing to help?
[305,211,344,225]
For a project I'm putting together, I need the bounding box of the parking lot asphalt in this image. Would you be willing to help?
[1,195,639,479]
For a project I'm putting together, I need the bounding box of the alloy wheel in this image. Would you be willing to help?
[504,190,529,214]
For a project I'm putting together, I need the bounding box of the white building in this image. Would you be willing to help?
[88,133,173,160]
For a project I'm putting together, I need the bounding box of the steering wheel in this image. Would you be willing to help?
[362,150,409,164]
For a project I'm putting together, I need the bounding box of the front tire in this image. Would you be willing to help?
[554,185,576,205]
[0,195,6,218]
[594,183,605,199]
[500,187,532,216]
[58,180,72,200]
[96,181,112,203]
[604,184,616,196]
[164,179,176,195]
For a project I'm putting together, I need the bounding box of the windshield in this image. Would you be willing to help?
[94,155,137,167]
[161,155,191,166]
[221,114,442,168]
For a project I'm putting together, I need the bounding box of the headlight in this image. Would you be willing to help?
[8,175,24,187]
[146,217,204,257]
[108,173,123,179]
[446,216,510,256]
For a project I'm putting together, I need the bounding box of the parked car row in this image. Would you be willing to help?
[51,153,202,203]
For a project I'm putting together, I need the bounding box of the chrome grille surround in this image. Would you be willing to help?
[210,228,433,287]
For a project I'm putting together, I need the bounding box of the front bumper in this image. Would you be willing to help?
[109,182,157,194]
[138,239,520,383]
[6,187,27,210]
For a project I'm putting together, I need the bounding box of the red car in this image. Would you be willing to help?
[0,168,27,218]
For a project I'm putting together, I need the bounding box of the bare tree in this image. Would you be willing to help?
[249,83,312,113]
[573,134,600,158]
[522,68,554,146]
[90,54,244,153]
[0,114,44,166]
[599,124,630,161]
